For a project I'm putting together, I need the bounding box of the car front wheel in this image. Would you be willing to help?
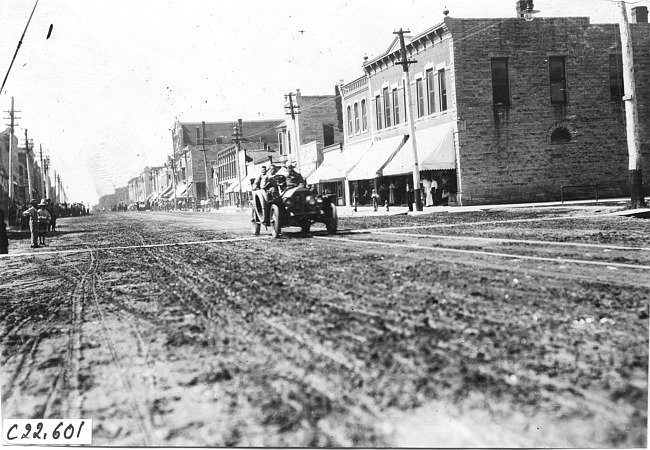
[326,204,338,234]
[252,208,261,235]
[270,204,282,238]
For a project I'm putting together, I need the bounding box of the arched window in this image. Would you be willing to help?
[347,105,353,136]
[361,99,368,131]
[551,127,572,143]
[354,103,360,134]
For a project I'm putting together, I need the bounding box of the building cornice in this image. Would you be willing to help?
[362,19,450,76]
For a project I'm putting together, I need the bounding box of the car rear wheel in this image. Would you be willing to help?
[326,204,338,234]
[270,204,281,238]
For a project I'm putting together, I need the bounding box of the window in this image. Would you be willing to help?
[549,56,567,104]
[346,105,353,136]
[361,99,368,131]
[287,130,292,154]
[609,53,624,101]
[551,127,572,143]
[323,124,334,146]
[416,78,425,118]
[392,88,400,125]
[354,102,360,133]
[426,69,436,114]
[383,87,392,128]
[491,58,510,106]
[277,132,283,155]
[438,69,448,111]
[375,95,383,130]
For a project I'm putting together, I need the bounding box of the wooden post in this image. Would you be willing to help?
[618,1,645,208]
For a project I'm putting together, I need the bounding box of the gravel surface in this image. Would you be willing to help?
[1,206,648,447]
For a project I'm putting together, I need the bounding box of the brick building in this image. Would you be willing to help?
[337,6,649,206]
[170,119,282,207]
[277,89,344,178]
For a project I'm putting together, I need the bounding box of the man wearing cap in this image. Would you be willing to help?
[285,162,305,189]
[22,200,40,248]
[36,200,51,246]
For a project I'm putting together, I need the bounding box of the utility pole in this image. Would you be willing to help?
[232,119,244,212]
[183,148,190,206]
[394,28,422,212]
[24,129,34,201]
[169,157,178,209]
[39,144,45,198]
[44,156,49,199]
[0,0,40,96]
[169,129,178,210]
[284,92,302,172]
[54,170,59,203]
[4,97,20,201]
[617,1,645,208]
[198,122,212,201]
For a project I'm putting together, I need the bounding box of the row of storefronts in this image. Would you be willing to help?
[100,4,649,211]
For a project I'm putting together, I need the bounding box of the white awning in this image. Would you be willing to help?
[223,182,239,194]
[225,177,255,194]
[160,184,175,199]
[174,181,192,198]
[309,141,370,183]
[382,122,456,176]
[347,134,409,181]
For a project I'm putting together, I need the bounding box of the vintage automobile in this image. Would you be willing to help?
[251,174,338,237]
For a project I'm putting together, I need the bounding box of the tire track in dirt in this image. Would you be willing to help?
[1,261,76,419]
[126,236,386,445]
[84,250,156,445]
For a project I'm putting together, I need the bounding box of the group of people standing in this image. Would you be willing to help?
[353,171,456,210]
[0,198,60,253]
[22,198,58,248]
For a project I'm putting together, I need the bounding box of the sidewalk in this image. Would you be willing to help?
[186,197,644,218]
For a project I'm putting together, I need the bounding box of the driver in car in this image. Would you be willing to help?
[285,162,305,188]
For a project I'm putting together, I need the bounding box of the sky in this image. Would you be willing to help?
[0,0,630,205]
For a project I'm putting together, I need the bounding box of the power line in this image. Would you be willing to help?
[1,0,40,96]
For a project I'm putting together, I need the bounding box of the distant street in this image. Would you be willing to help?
[1,205,648,447]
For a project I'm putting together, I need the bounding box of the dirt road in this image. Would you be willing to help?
[1,205,648,447]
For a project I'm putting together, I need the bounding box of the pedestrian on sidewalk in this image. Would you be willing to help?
[36,200,51,246]
[370,189,380,212]
[0,209,9,254]
[22,200,40,248]
[47,199,59,233]
[8,201,17,227]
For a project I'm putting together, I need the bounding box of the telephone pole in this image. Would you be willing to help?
[39,144,45,198]
[394,28,423,211]
[4,97,20,201]
[284,92,302,172]
[0,0,40,96]
[617,1,645,208]
[232,119,244,212]
[24,129,34,201]
[197,122,212,201]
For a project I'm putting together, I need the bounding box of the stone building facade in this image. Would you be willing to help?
[451,15,649,204]
[339,9,649,206]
